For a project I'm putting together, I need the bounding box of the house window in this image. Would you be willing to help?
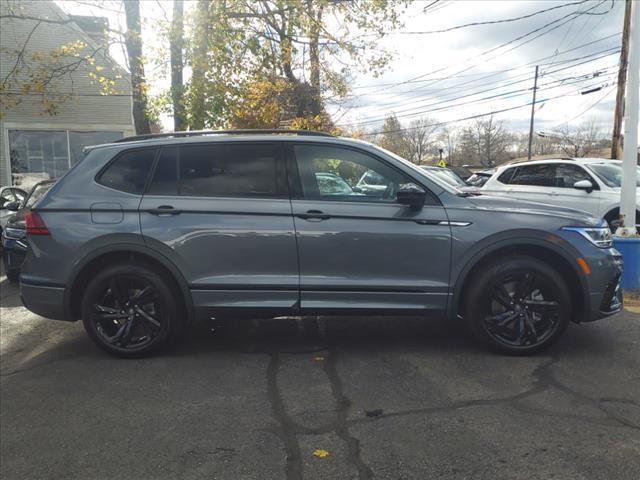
[8,129,123,186]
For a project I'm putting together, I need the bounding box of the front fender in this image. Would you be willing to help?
[448,229,589,319]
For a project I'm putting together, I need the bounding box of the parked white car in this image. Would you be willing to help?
[481,158,640,228]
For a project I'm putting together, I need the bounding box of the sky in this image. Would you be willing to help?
[55,0,626,135]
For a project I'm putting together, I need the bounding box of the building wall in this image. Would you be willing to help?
[0,0,134,186]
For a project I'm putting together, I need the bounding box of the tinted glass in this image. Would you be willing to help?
[148,147,178,195]
[510,165,555,187]
[294,145,417,202]
[98,149,155,194]
[554,164,594,189]
[497,168,516,184]
[178,144,278,197]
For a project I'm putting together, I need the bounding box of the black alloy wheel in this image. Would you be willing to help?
[484,272,561,348]
[82,264,182,357]
[465,256,571,354]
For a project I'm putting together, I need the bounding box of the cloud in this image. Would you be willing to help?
[335,0,625,134]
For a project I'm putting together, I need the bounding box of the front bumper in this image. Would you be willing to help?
[582,249,624,322]
[20,280,67,321]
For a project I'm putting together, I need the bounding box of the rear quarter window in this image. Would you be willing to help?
[97,148,156,194]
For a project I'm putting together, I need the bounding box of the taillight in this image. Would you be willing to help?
[25,211,50,235]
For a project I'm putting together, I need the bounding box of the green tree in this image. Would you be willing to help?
[376,114,409,158]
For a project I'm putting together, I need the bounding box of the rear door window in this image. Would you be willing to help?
[146,143,284,197]
[179,144,280,197]
[97,148,156,194]
[510,165,555,187]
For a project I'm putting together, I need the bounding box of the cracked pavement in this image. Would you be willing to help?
[1,275,640,480]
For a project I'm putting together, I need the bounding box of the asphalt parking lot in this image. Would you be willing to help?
[1,273,639,480]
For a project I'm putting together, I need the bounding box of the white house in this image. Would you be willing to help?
[0,0,134,187]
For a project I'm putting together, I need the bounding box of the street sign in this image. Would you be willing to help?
[437,159,447,168]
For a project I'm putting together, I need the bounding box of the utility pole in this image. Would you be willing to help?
[611,0,632,160]
[618,0,639,235]
[527,65,539,160]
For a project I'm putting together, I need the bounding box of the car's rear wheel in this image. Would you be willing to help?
[81,263,184,358]
[464,256,571,355]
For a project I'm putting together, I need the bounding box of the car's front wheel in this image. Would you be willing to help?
[81,263,185,358]
[464,256,571,354]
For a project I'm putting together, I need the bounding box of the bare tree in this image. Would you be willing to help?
[553,119,603,157]
[404,117,439,164]
[474,115,510,167]
[438,126,459,165]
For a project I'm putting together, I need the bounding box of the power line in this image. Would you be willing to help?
[347,46,620,113]
[549,82,617,129]
[362,0,614,96]
[346,72,616,128]
[343,50,620,124]
[351,32,620,91]
[379,0,590,35]
[360,87,611,137]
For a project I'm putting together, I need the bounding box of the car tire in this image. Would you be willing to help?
[81,263,186,358]
[464,256,571,355]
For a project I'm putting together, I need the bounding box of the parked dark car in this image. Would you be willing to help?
[19,130,622,358]
[2,180,56,282]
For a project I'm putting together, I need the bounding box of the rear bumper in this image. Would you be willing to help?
[20,281,68,321]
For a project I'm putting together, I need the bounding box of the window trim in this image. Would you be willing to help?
[94,146,160,195]
[286,142,441,206]
[143,141,289,199]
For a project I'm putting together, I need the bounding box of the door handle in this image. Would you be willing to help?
[148,205,181,216]
[297,209,331,221]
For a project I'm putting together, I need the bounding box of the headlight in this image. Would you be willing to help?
[561,226,612,248]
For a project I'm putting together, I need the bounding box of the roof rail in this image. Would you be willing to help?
[505,157,575,166]
[113,129,334,143]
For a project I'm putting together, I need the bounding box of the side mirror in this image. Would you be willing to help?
[397,183,426,211]
[4,201,20,212]
[573,179,593,193]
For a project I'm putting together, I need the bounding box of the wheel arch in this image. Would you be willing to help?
[64,244,194,324]
[450,237,589,323]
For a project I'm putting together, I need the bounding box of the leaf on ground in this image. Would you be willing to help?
[313,449,330,458]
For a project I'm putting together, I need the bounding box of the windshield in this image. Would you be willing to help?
[372,145,464,194]
[25,183,53,208]
[587,163,640,188]
[426,168,467,187]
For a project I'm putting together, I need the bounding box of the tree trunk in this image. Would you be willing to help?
[170,0,186,131]
[123,0,151,135]
[189,0,210,130]
[307,1,323,116]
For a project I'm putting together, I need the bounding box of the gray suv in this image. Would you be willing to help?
[19,130,623,357]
